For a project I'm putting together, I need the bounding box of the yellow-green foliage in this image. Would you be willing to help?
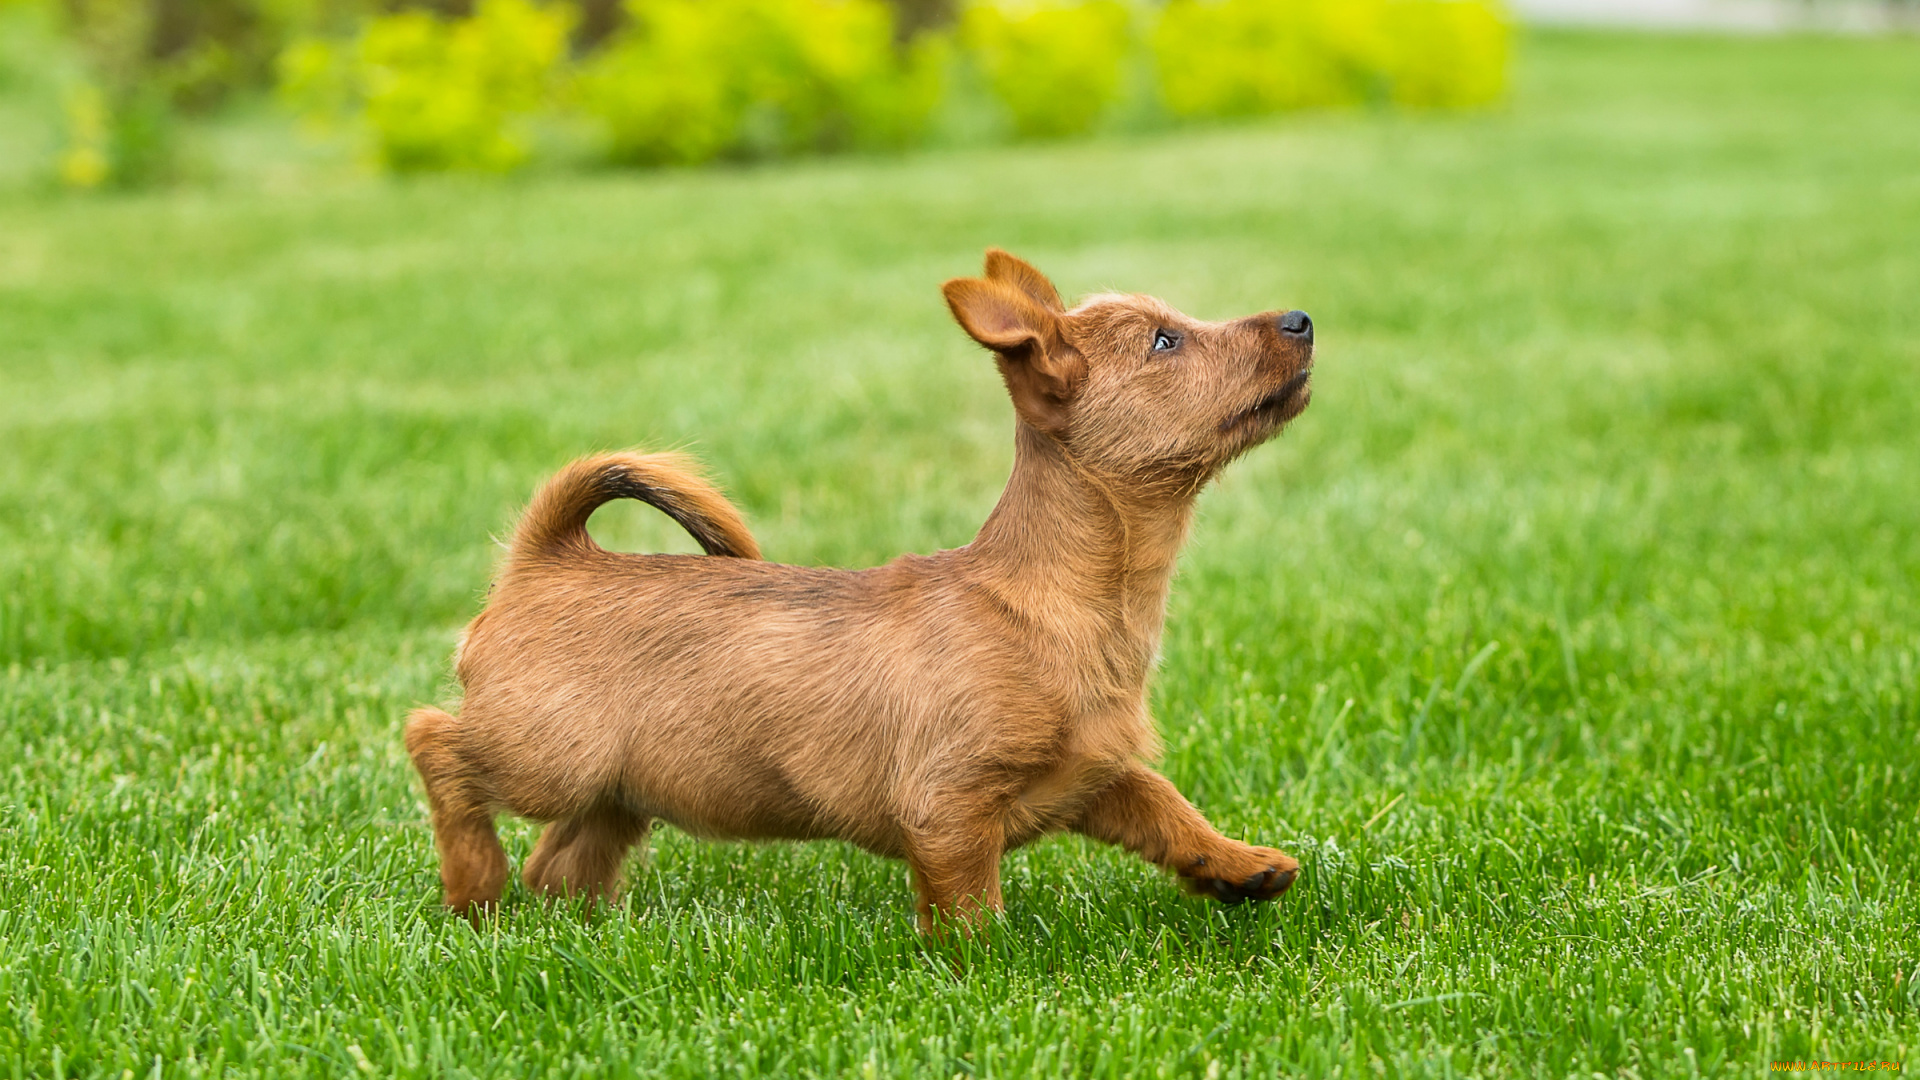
[49,0,185,188]
[1154,0,1374,115]
[961,0,1133,140]
[55,80,181,189]
[284,0,571,172]
[58,84,113,188]
[1382,0,1508,107]
[277,0,1509,173]
[579,0,945,166]
[1154,0,1507,119]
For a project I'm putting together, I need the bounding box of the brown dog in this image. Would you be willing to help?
[405,250,1313,931]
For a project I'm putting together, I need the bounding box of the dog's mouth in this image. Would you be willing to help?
[1220,367,1313,435]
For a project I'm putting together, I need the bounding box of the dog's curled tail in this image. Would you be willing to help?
[511,451,761,561]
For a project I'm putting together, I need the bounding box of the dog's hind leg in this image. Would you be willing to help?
[1072,766,1299,904]
[404,707,509,917]
[905,817,1006,936]
[522,803,652,909]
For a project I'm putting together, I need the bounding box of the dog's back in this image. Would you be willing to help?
[454,549,1061,857]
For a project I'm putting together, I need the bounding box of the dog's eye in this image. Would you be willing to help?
[1152,329,1180,353]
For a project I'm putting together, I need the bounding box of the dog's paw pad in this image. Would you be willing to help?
[1260,866,1298,897]
[1183,855,1299,905]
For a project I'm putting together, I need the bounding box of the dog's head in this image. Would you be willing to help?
[944,249,1313,485]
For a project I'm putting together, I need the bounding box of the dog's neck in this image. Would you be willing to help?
[966,423,1197,694]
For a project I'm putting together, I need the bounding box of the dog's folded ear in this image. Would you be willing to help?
[943,274,1086,435]
[983,248,1064,312]
[942,276,1054,354]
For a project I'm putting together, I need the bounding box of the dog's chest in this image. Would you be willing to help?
[1008,703,1151,835]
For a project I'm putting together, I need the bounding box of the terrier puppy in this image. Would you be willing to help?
[406,250,1314,931]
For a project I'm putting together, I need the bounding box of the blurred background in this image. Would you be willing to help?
[7,0,1514,187]
[1,1,1916,1075]
[2,0,1912,189]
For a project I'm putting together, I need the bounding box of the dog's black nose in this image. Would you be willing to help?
[1277,310,1313,340]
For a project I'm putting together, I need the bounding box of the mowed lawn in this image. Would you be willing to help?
[3,30,1917,1078]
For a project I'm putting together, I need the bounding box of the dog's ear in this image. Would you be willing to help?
[943,276,1085,435]
[983,248,1063,312]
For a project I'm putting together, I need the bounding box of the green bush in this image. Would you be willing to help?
[1381,0,1508,108]
[1154,0,1370,116]
[1153,0,1508,119]
[960,0,1132,140]
[58,79,179,188]
[54,0,189,187]
[578,0,945,166]
[38,0,387,187]
[283,0,572,172]
[277,0,1509,174]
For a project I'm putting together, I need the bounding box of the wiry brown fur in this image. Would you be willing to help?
[405,250,1315,931]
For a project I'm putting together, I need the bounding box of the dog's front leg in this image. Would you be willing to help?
[905,816,1006,935]
[1073,766,1298,903]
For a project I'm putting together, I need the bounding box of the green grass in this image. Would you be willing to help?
[3,28,1919,1079]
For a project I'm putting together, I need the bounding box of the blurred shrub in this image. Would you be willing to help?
[55,0,185,187]
[1154,0,1507,119]
[59,0,376,109]
[1154,0,1373,115]
[49,0,381,187]
[57,79,179,187]
[57,84,114,187]
[283,0,572,172]
[578,0,945,166]
[960,0,1132,140]
[1381,0,1508,108]
[273,0,1508,174]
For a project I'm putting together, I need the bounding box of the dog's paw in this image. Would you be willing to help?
[1179,845,1300,905]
